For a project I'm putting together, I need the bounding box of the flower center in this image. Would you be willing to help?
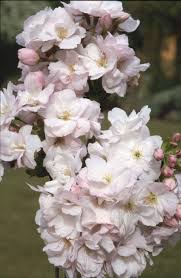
[0,105,9,115]
[63,168,71,176]
[132,149,143,160]
[54,138,64,146]
[11,143,26,152]
[103,174,112,184]
[96,56,107,68]
[56,27,68,39]
[124,200,136,212]
[58,111,71,121]
[145,192,158,205]
[68,64,76,73]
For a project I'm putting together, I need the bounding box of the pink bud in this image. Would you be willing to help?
[24,71,45,91]
[175,204,181,220]
[162,166,174,177]
[164,216,178,227]
[100,14,112,29]
[168,155,177,168]
[172,132,181,143]
[163,178,176,191]
[18,48,39,66]
[154,148,164,161]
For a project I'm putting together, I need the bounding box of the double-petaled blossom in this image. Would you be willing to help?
[0,125,42,168]
[41,89,101,138]
[64,1,127,19]
[0,82,19,127]
[64,1,140,33]
[1,1,180,278]
[111,229,151,278]
[35,190,82,268]
[79,37,117,80]
[17,71,54,112]
[100,106,151,143]
[102,56,150,97]
[48,50,88,94]
[16,7,86,51]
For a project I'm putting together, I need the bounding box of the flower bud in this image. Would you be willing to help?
[168,155,177,168]
[18,48,39,66]
[175,204,181,220]
[100,14,112,30]
[162,166,174,177]
[172,132,181,143]
[163,177,176,191]
[154,148,164,161]
[24,71,45,91]
[164,216,178,227]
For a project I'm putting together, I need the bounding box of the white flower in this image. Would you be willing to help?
[42,7,86,50]
[137,182,178,226]
[43,232,75,268]
[16,7,86,51]
[36,191,82,269]
[65,1,128,19]
[80,39,117,80]
[100,106,151,143]
[84,155,135,199]
[0,125,42,168]
[102,56,150,96]
[44,152,81,188]
[103,33,135,60]
[16,7,52,50]
[49,50,88,93]
[42,89,100,138]
[111,228,150,278]
[0,82,19,127]
[18,72,54,112]
[109,128,162,180]
[76,246,104,278]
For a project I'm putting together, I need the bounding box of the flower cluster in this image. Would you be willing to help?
[0,1,180,277]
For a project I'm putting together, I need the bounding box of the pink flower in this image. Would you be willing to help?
[154,148,164,161]
[18,48,39,65]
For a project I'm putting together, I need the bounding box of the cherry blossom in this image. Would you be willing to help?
[0,125,42,168]
[42,89,101,138]
[1,1,180,277]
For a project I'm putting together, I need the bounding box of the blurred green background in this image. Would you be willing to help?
[0,1,181,278]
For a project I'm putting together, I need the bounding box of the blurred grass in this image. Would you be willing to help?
[0,119,181,278]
